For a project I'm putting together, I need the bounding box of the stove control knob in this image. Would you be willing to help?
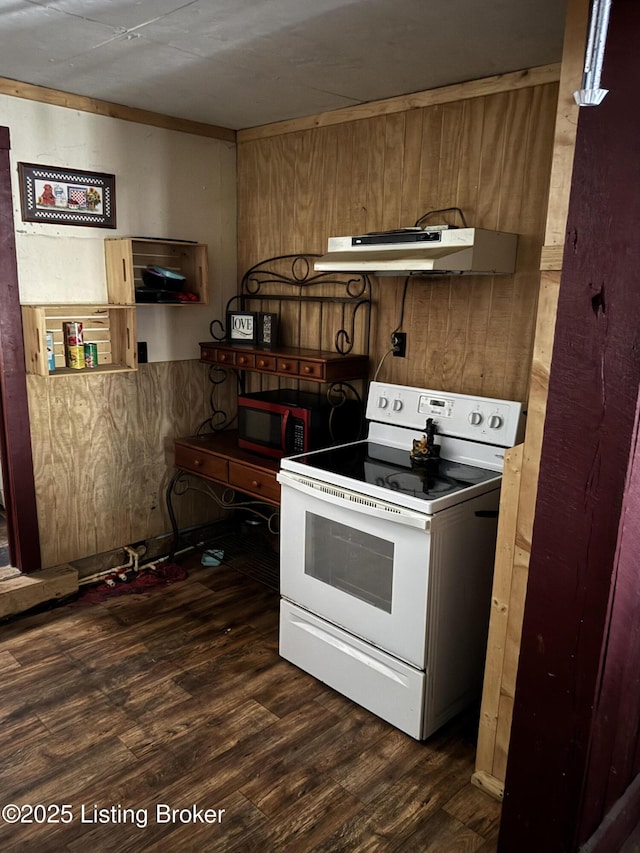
[469,411,483,426]
[488,414,503,429]
[392,399,403,412]
[378,397,389,409]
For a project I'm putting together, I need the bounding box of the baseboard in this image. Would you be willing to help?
[70,532,175,582]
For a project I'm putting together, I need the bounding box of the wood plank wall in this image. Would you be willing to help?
[22,67,559,572]
[237,77,559,404]
[4,90,237,572]
[27,361,227,568]
[473,0,590,798]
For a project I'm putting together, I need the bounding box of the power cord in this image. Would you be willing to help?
[373,207,468,380]
[373,274,411,380]
[373,347,395,380]
[414,206,467,228]
[393,276,410,334]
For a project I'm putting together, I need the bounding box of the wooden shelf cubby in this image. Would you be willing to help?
[21,304,137,376]
[104,237,209,305]
[22,236,209,377]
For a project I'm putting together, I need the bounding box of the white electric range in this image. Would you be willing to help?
[276,382,523,740]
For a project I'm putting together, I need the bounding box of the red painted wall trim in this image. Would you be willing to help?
[0,126,41,571]
[499,1,640,849]
[580,772,640,853]
[578,391,640,835]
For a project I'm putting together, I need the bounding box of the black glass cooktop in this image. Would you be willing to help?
[288,441,498,503]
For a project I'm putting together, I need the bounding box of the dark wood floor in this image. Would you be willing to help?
[0,545,500,851]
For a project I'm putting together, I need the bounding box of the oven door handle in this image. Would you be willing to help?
[277,471,430,531]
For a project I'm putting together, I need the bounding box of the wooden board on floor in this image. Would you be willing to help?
[0,564,78,618]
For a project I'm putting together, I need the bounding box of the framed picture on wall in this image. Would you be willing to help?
[17,163,116,228]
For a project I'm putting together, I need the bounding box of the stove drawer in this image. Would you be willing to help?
[280,600,426,739]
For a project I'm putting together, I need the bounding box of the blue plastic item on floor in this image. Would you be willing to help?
[201,549,224,566]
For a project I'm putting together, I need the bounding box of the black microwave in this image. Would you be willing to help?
[237,389,360,459]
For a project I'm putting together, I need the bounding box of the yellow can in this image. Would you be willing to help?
[65,345,85,369]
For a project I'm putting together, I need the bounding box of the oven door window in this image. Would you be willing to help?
[304,513,393,612]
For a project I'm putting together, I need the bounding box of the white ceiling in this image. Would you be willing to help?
[0,0,568,131]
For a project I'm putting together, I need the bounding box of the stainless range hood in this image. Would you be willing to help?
[314,227,518,276]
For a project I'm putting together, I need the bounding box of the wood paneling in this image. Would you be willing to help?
[26,360,227,568]
[238,81,558,404]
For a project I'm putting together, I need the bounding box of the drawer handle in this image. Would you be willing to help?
[258,359,266,367]
[281,362,290,369]
[251,480,260,488]
[219,353,228,362]
[302,365,312,374]
[193,459,202,467]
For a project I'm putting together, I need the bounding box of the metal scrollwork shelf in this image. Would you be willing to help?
[167,255,371,584]
[201,253,371,431]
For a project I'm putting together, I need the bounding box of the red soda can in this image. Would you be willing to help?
[63,321,83,346]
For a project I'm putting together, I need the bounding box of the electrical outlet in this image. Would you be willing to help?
[392,332,407,358]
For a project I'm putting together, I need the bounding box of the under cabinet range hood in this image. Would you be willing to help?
[314,226,518,276]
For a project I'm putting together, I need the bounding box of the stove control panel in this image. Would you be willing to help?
[367,382,524,447]
[418,396,454,418]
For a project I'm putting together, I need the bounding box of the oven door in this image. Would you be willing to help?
[278,470,433,669]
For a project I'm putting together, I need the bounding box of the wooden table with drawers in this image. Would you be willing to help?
[166,430,281,563]
[168,342,369,556]
[173,430,280,506]
[180,341,369,508]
